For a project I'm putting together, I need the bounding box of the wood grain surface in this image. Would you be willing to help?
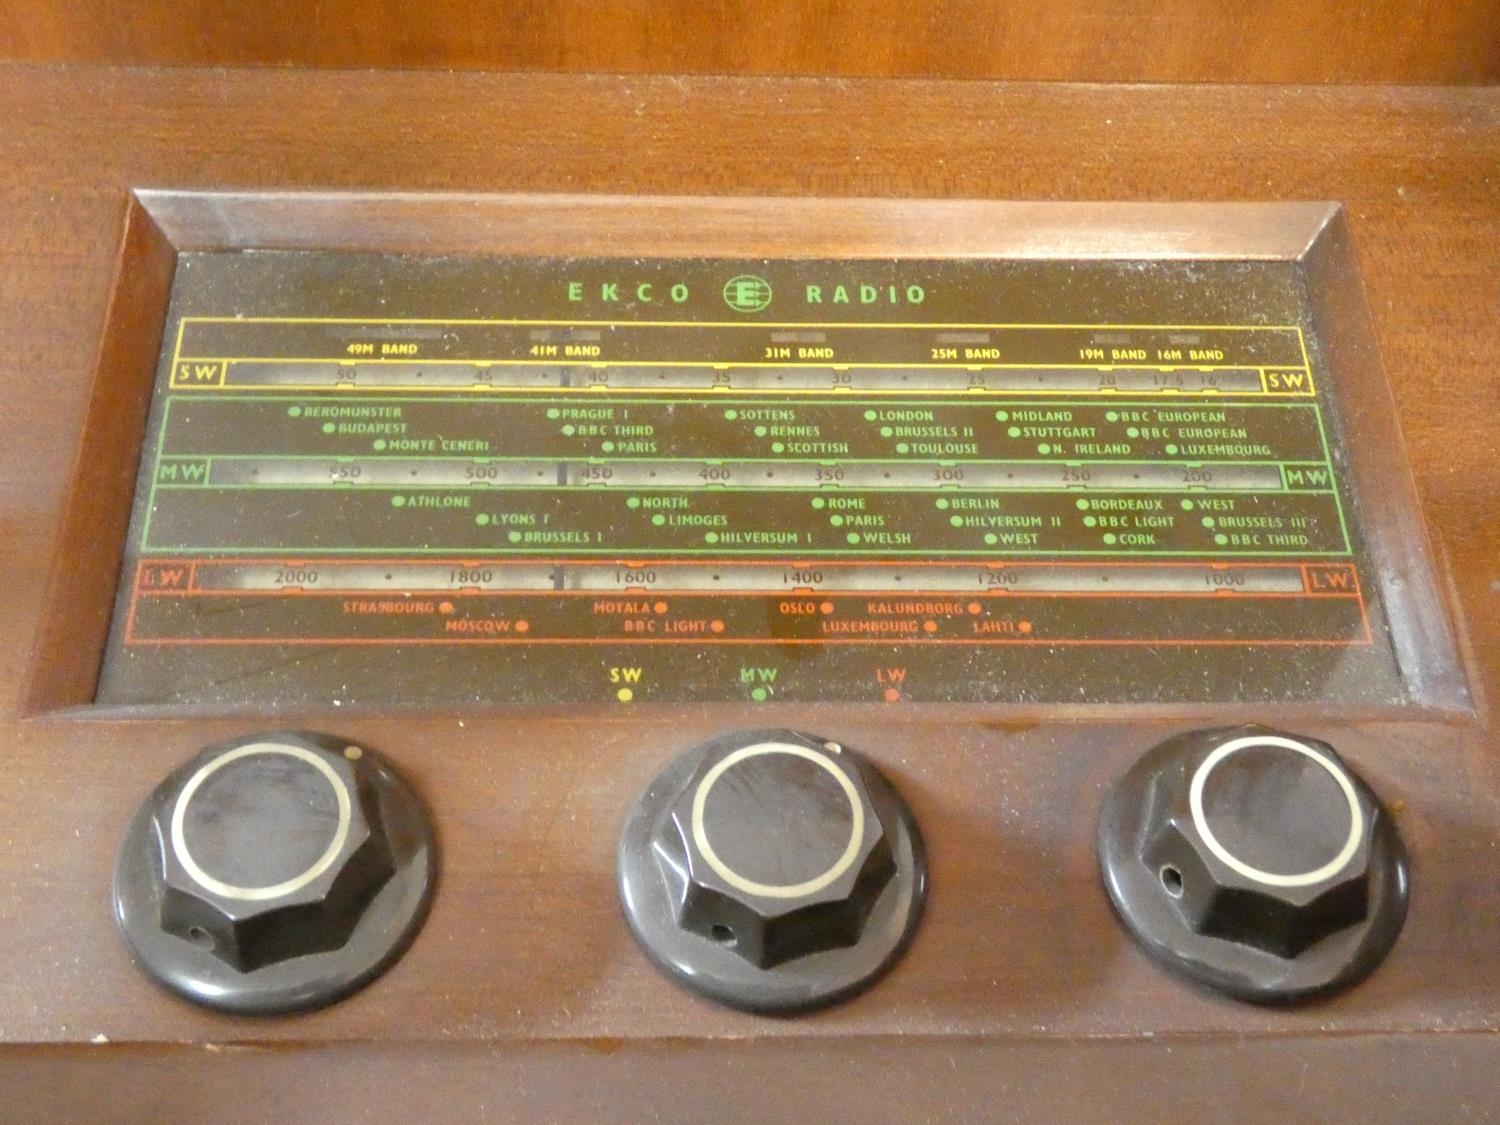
[0,66,1496,1120]
[1,0,1498,84]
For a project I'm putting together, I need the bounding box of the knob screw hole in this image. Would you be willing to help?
[186,925,214,948]
[710,924,737,946]
[1160,866,1184,898]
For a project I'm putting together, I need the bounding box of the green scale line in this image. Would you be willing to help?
[154,453,1335,468]
[1312,400,1354,554]
[138,396,177,549]
[165,392,1322,410]
[144,391,1348,552]
[151,483,1344,497]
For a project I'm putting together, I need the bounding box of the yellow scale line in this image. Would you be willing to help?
[178,316,1305,330]
[170,318,1315,394]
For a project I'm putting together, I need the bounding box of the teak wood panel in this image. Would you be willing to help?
[1,0,1498,83]
[0,67,1496,1120]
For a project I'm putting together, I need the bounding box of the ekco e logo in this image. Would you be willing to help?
[722,275,773,313]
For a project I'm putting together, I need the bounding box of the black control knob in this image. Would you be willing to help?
[1098,725,1408,1002]
[618,729,926,1013]
[114,731,436,1014]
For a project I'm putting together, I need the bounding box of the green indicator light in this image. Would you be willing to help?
[373,439,387,451]
[1007,426,1021,438]
[508,530,522,543]
[1083,516,1096,527]
[652,514,666,526]
[880,426,893,438]
[391,496,406,508]
[1215,533,1229,546]
[935,498,949,510]
[751,687,768,702]
[705,531,719,543]
[475,513,489,526]
[322,422,336,434]
[601,441,615,453]
[984,533,998,546]
[949,515,965,527]
[994,410,1009,422]
[724,409,738,420]
[1075,498,1090,510]
[1106,411,1118,422]
[772,442,785,454]
[863,410,877,421]
[846,532,861,545]
[896,443,909,454]
[626,497,641,509]
[829,515,844,527]
[1181,499,1195,511]
[1103,533,1117,545]
[1126,427,1139,438]
[562,424,576,436]
[547,408,560,420]
[754,426,767,437]
[1166,444,1179,455]
[1037,443,1051,455]
[287,406,302,418]
[811,497,826,509]
[1202,516,1216,528]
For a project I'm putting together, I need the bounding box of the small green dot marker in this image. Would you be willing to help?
[846,532,861,545]
[475,513,489,526]
[994,410,1009,422]
[1215,533,1229,546]
[508,530,522,543]
[547,407,560,420]
[1037,443,1051,455]
[1007,426,1021,438]
[1202,517,1216,528]
[1181,499,1195,511]
[723,408,738,420]
[627,496,641,509]
[896,443,909,454]
[373,439,387,451]
[949,515,964,528]
[561,424,576,436]
[1084,516,1097,527]
[830,514,844,527]
[601,441,615,452]
[287,406,302,418]
[864,410,877,421]
[1127,427,1140,439]
[1103,533,1117,545]
[652,514,666,526]
[754,426,767,437]
[1166,444,1179,455]
[1106,411,1118,422]
[984,533,998,546]
[772,442,785,453]
[811,497,826,509]
[751,687,768,702]
[322,422,336,434]
[1076,498,1090,510]
[391,496,406,508]
[705,531,719,544]
[935,498,949,510]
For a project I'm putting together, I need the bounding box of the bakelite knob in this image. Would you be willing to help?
[114,731,435,1014]
[619,729,926,1013]
[1098,725,1409,1002]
